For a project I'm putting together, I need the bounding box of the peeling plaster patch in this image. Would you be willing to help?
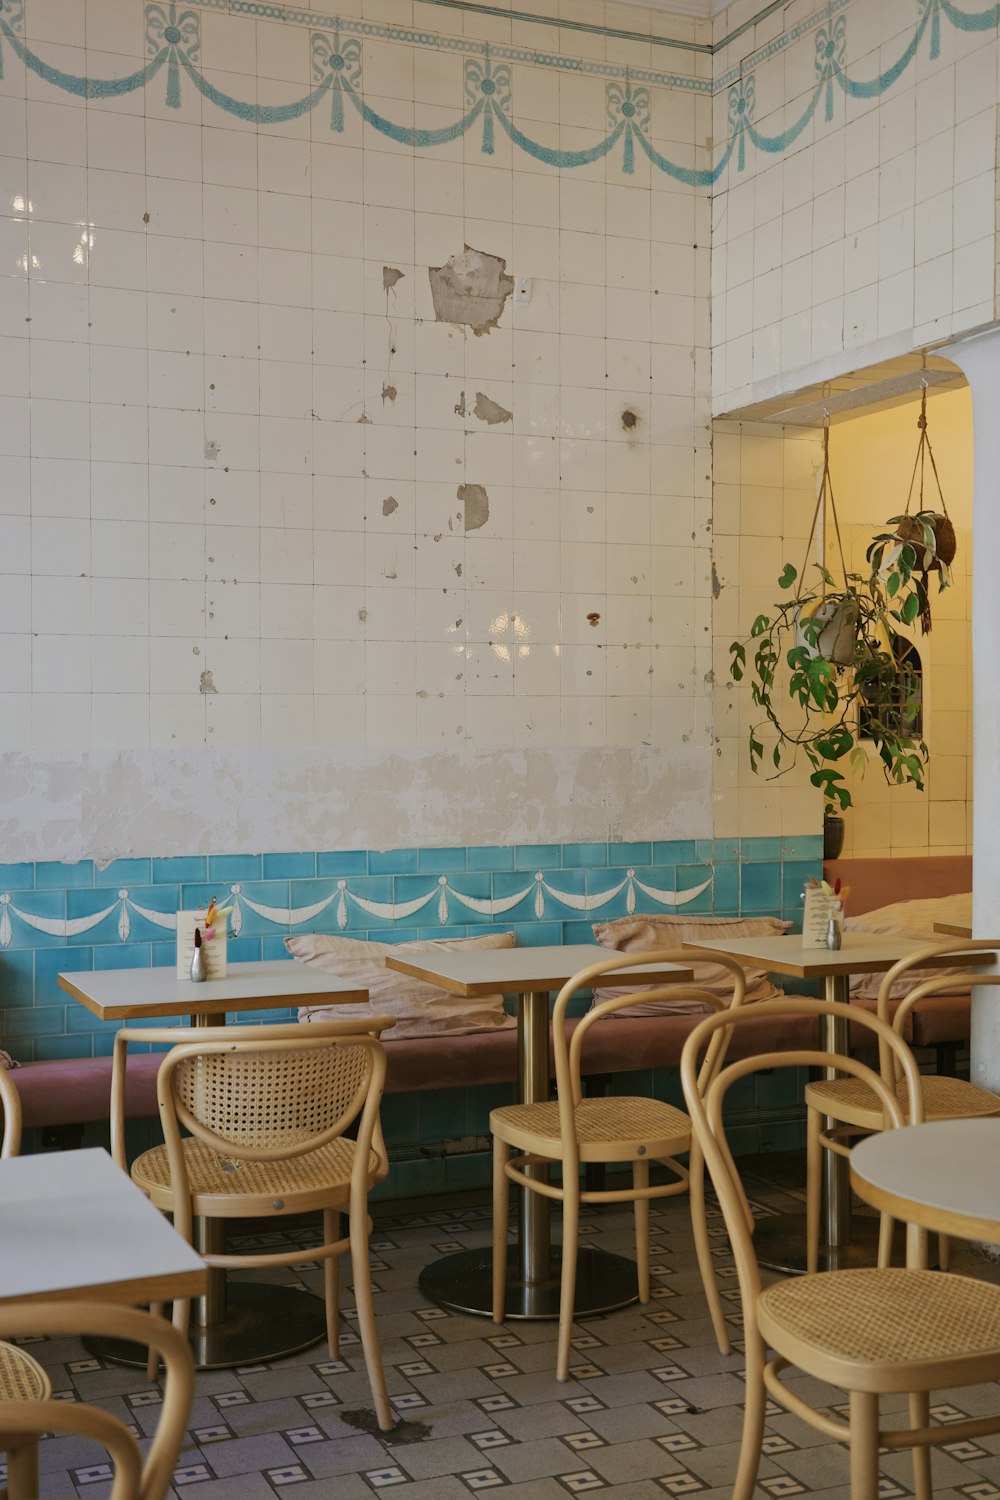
[586,612,601,628]
[621,408,638,431]
[358,609,368,622]
[383,266,404,294]
[454,562,463,578]
[356,413,372,424]
[711,560,722,598]
[473,392,512,425]
[382,496,399,517]
[454,391,467,418]
[381,383,397,403]
[428,247,514,336]
[199,670,217,695]
[205,438,221,460]
[458,484,489,532]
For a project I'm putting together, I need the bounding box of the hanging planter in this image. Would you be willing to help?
[728,424,931,815]
[868,387,958,633]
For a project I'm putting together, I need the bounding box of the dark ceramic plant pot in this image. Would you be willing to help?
[823,813,845,861]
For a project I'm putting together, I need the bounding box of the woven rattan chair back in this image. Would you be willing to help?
[166,1033,377,1160]
[0,1301,194,1500]
[0,1065,22,1158]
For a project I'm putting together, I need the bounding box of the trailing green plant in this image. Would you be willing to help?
[726,423,950,814]
[728,558,928,812]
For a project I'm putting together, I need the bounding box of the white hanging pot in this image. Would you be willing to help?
[796,597,860,666]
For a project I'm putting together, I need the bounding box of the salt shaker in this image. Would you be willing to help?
[825,912,842,951]
[190,926,207,981]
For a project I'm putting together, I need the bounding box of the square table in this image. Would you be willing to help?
[385,943,694,1320]
[58,959,370,1029]
[57,960,371,1369]
[680,932,994,1273]
[0,1146,206,1308]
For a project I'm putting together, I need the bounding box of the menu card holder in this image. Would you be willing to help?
[802,887,841,949]
[176,911,228,979]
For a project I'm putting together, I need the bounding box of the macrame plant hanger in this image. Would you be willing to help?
[795,420,855,665]
[896,382,956,633]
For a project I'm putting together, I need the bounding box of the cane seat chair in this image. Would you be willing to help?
[0,1301,193,1500]
[111,1018,396,1430]
[491,949,748,1380]
[804,942,1000,1271]
[0,1064,53,1498]
[682,997,1000,1500]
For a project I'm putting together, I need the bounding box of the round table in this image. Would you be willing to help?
[851,1118,1000,1246]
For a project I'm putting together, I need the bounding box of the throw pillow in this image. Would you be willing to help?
[591,913,792,1014]
[845,893,972,1000]
[286,930,517,1039]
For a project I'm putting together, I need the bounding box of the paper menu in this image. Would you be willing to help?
[175,910,228,979]
[801,887,841,948]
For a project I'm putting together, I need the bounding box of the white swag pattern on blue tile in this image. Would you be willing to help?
[0,868,712,947]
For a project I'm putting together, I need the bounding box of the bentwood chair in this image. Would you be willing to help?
[111,1018,397,1430]
[804,942,1000,1271]
[0,1066,22,1158]
[682,997,1000,1500]
[0,1064,52,1499]
[0,1302,193,1500]
[490,949,748,1380]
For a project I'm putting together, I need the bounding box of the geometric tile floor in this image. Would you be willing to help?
[8,1153,1000,1499]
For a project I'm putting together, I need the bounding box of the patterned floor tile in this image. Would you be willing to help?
[17,1152,1000,1500]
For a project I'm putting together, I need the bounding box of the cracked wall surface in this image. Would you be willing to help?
[0,4,715,858]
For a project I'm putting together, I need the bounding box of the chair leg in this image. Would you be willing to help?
[6,1437,40,1500]
[348,1203,394,1432]
[323,1208,341,1359]
[688,1139,730,1356]
[147,1303,166,1379]
[938,1233,951,1271]
[633,1160,650,1303]
[908,1391,932,1500]
[806,1103,822,1275]
[877,1212,895,1269]
[492,1134,511,1325]
[849,1390,880,1500]
[732,1334,767,1500]
[582,1075,611,1194]
[556,1172,580,1383]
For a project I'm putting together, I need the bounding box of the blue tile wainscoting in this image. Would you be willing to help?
[0,836,822,1193]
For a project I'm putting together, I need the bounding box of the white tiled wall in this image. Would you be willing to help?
[711,0,1000,414]
[0,0,720,857]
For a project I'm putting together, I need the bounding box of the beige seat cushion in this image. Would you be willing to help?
[286,931,517,1039]
[845,893,972,1000]
[591,914,792,1014]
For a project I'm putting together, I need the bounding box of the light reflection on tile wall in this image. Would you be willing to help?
[0,0,715,758]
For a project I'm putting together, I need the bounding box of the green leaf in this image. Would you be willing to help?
[850,747,867,774]
[778,563,797,589]
[750,614,770,637]
[886,572,899,598]
[901,591,920,625]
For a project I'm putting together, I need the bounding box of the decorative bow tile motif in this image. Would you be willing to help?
[145,2,200,108]
[311,31,362,132]
[606,78,650,175]
[464,54,512,155]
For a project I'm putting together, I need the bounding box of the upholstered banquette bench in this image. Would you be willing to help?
[3,1004,821,1139]
[825,853,974,1062]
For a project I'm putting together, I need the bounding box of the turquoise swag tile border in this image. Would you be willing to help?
[0,0,994,185]
[0,837,822,1060]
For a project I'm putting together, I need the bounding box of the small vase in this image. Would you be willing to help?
[825,914,842,951]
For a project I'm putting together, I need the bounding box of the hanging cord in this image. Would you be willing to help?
[797,423,849,603]
[902,385,949,519]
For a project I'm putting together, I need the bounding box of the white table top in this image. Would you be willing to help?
[0,1147,207,1306]
[851,1120,1000,1243]
[385,943,693,997]
[59,959,370,1021]
[681,931,994,980]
